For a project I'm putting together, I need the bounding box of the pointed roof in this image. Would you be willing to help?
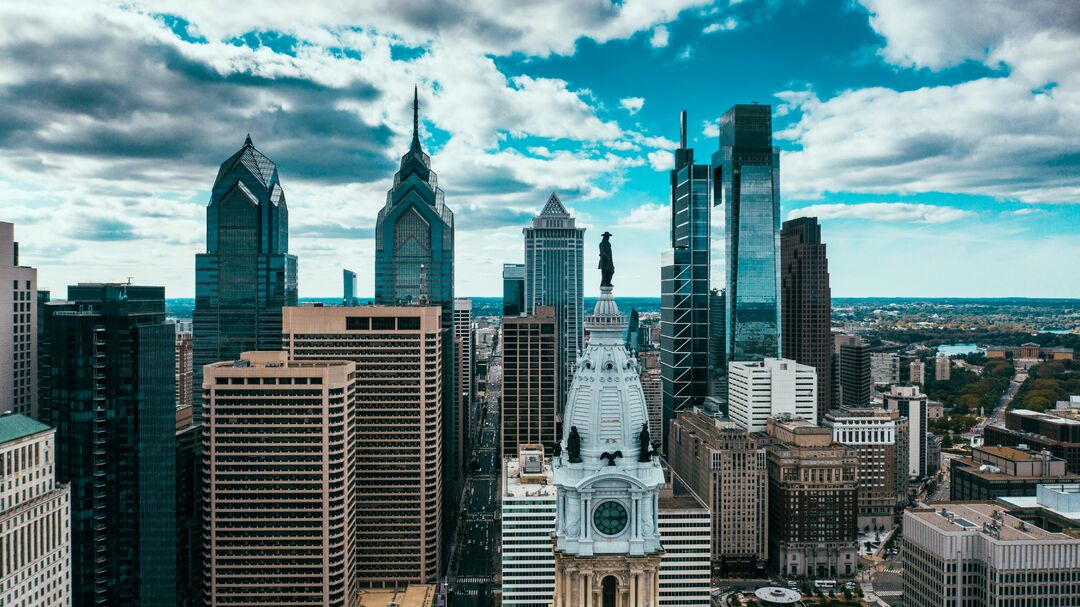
[410,84,422,153]
[214,135,278,189]
[540,192,570,216]
[392,86,433,187]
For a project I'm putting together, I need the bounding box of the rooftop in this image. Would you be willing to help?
[910,502,1072,541]
[978,445,1051,462]
[357,585,436,607]
[504,456,555,499]
[998,484,1080,522]
[0,413,51,444]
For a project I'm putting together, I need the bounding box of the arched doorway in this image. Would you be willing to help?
[602,575,618,607]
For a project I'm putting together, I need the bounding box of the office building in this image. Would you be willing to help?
[175,328,193,409]
[780,217,831,421]
[0,414,71,607]
[668,408,770,576]
[657,467,711,607]
[343,269,358,305]
[0,222,37,417]
[500,445,557,607]
[823,408,898,530]
[661,111,711,451]
[194,136,298,422]
[639,351,663,437]
[203,352,356,607]
[708,289,726,399]
[454,298,474,490]
[986,408,1080,473]
[903,503,1080,607]
[836,335,871,409]
[374,89,456,515]
[909,360,925,386]
[283,306,443,585]
[871,353,900,386]
[935,353,951,381]
[728,358,817,432]
[40,283,176,607]
[885,384,929,478]
[523,193,585,420]
[501,306,558,456]
[950,445,1079,501]
[998,483,1080,530]
[502,263,526,317]
[175,407,201,607]
[766,416,859,578]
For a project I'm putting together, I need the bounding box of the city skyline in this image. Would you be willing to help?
[2,2,1080,299]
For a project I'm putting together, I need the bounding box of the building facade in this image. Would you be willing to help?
[779,217,831,422]
[193,136,298,422]
[657,469,711,607]
[0,222,37,417]
[638,351,663,438]
[728,358,817,432]
[885,384,929,478]
[503,263,526,317]
[282,306,443,585]
[500,446,557,607]
[501,306,558,456]
[935,354,951,381]
[950,445,1079,502]
[0,414,71,607]
[836,335,871,409]
[40,283,176,607]
[871,353,900,386]
[202,352,356,607]
[986,408,1080,473]
[523,193,584,420]
[823,408,898,530]
[909,360,925,386]
[175,407,201,607]
[175,328,193,409]
[454,298,474,491]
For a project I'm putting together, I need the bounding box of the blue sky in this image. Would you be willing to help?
[2,0,1079,298]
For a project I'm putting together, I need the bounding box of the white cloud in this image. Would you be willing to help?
[676,46,693,61]
[702,120,719,138]
[650,25,670,48]
[703,17,738,34]
[647,150,674,171]
[616,203,668,230]
[620,97,645,115]
[787,202,976,224]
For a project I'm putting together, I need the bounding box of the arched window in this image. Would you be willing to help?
[602,575,617,607]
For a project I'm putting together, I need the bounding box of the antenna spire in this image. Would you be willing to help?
[244,133,253,147]
[411,85,421,150]
[679,111,687,149]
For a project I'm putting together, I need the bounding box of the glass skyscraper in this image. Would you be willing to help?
[193,135,298,421]
[660,111,711,451]
[523,193,584,418]
[712,104,781,364]
[502,263,525,317]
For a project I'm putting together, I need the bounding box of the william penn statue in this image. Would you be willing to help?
[599,231,614,287]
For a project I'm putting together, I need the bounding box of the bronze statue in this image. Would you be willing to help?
[598,231,614,287]
[638,423,652,462]
[567,426,582,463]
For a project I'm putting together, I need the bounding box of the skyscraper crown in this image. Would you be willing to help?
[213,135,278,190]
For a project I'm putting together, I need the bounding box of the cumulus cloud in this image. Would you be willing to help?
[620,97,645,114]
[647,150,674,171]
[703,17,738,33]
[650,25,670,48]
[616,202,668,230]
[787,202,976,224]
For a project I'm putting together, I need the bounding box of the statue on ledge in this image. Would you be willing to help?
[599,231,614,287]
[567,426,583,463]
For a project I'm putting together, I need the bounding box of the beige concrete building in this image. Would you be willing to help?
[357,585,436,607]
[283,306,443,586]
[453,298,473,496]
[0,414,71,607]
[175,329,193,409]
[729,358,818,432]
[638,352,663,437]
[823,407,898,530]
[202,352,356,607]
[501,306,558,456]
[0,222,37,417]
[657,467,711,606]
[668,407,770,577]
[500,445,557,607]
[935,353,951,381]
[904,503,1080,607]
[909,360,925,386]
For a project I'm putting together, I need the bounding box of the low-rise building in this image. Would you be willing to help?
[985,408,1080,474]
[986,343,1074,361]
[950,445,1080,501]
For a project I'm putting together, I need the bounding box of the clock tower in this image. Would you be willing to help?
[551,233,665,607]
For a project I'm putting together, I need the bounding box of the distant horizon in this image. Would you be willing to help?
[158,295,1080,302]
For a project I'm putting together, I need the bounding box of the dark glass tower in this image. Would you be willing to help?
[838,338,872,409]
[712,104,781,364]
[660,111,711,451]
[502,263,526,317]
[781,217,832,420]
[193,135,298,420]
[39,283,176,607]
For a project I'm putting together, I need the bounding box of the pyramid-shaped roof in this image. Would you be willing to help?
[540,192,570,216]
[214,135,278,189]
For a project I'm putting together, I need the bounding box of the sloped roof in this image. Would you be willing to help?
[0,413,51,444]
[540,192,569,216]
[214,135,278,189]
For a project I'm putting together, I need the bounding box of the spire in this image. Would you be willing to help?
[679,110,687,149]
[411,85,422,152]
[244,133,253,147]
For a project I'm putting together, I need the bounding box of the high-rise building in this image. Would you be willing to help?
[668,407,770,577]
[871,352,900,385]
[661,111,711,451]
[175,407,201,607]
[780,217,832,422]
[713,104,781,365]
[639,351,663,437]
[903,503,1080,607]
[454,298,474,490]
[0,413,71,607]
[203,352,357,607]
[501,306,558,456]
[343,269,358,305]
[193,136,298,422]
[175,328,193,409]
[282,306,443,585]
[374,89,456,518]
[728,358,817,432]
[909,360,925,386]
[836,335,871,409]
[0,222,37,417]
[885,384,929,478]
[524,192,584,419]
[500,445,557,607]
[823,407,898,530]
[935,353,951,381]
[766,416,859,578]
[40,283,176,607]
[502,263,526,317]
[657,467,711,607]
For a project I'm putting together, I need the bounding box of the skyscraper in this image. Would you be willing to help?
[885,384,929,478]
[661,111,711,451]
[780,217,831,420]
[40,283,176,607]
[500,445,557,607]
[836,335,871,409]
[501,306,558,456]
[0,221,37,417]
[343,268,358,305]
[193,136,298,422]
[454,297,474,491]
[502,263,526,317]
[203,352,357,607]
[728,358,818,432]
[175,328,193,409]
[713,104,781,364]
[524,192,584,419]
[375,88,457,514]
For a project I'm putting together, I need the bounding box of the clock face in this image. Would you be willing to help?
[593,500,629,536]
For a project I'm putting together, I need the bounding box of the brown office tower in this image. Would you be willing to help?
[668,407,771,577]
[766,416,859,578]
[780,217,832,421]
[202,352,357,607]
[823,407,899,530]
[175,329,193,408]
[501,306,558,456]
[283,306,443,585]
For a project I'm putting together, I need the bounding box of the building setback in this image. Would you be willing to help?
[0,414,71,607]
[203,352,356,607]
[0,222,37,417]
[501,306,558,456]
[728,358,817,432]
[780,217,832,422]
[40,283,176,607]
[283,306,443,585]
